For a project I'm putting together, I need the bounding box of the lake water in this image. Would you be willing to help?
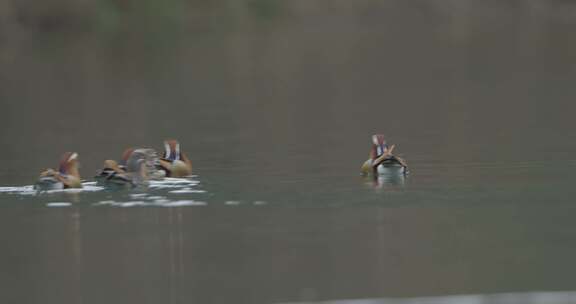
[1,1,576,303]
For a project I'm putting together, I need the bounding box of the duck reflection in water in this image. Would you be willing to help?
[364,170,406,190]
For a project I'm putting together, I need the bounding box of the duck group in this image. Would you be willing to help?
[35,139,192,190]
[35,134,408,191]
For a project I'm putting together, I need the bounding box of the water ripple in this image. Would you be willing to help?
[94,199,206,207]
[0,176,206,208]
[0,183,105,195]
[0,176,274,208]
[46,202,72,207]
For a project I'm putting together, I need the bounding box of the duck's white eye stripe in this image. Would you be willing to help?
[372,135,379,146]
[164,143,171,159]
[68,153,78,161]
[175,143,180,160]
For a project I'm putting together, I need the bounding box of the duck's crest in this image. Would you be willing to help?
[371,134,388,158]
[163,139,181,161]
[59,152,78,174]
[120,147,135,166]
[372,134,386,146]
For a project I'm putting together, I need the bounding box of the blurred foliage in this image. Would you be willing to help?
[2,0,286,36]
[94,0,122,34]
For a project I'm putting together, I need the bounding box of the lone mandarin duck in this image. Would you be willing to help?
[361,134,408,175]
[158,139,192,177]
[36,152,82,190]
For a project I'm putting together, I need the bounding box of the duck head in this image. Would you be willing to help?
[125,155,149,185]
[370,134,388,159]
[119,147,135,168]
[103,159,124,173]
[162,139,182,161]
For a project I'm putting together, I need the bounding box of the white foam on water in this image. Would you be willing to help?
[41,183,105,194]
[162,200,206,207]
[149,177,200,189]
[254,201,268,205]
[46,188,82,194]
[46,202,72,207]
[0,186,31,193]
[94,200,147,207]
[120,201,146,207]
[149,184,199,190]
[166,176,198,181]
[151,178,199,185]
[147,196,166,200]
[275,291,576,304]
[81,184,106,191]
[153,199,170,204]
[225,201,241,206]
[0,184,106,195]
[1,176,205,205]
[0,185,36,195]
[0,177,198,196]
[169,189,206,194]
[94,199,207,207]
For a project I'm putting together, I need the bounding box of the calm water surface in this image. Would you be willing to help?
[1,1,576,303]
